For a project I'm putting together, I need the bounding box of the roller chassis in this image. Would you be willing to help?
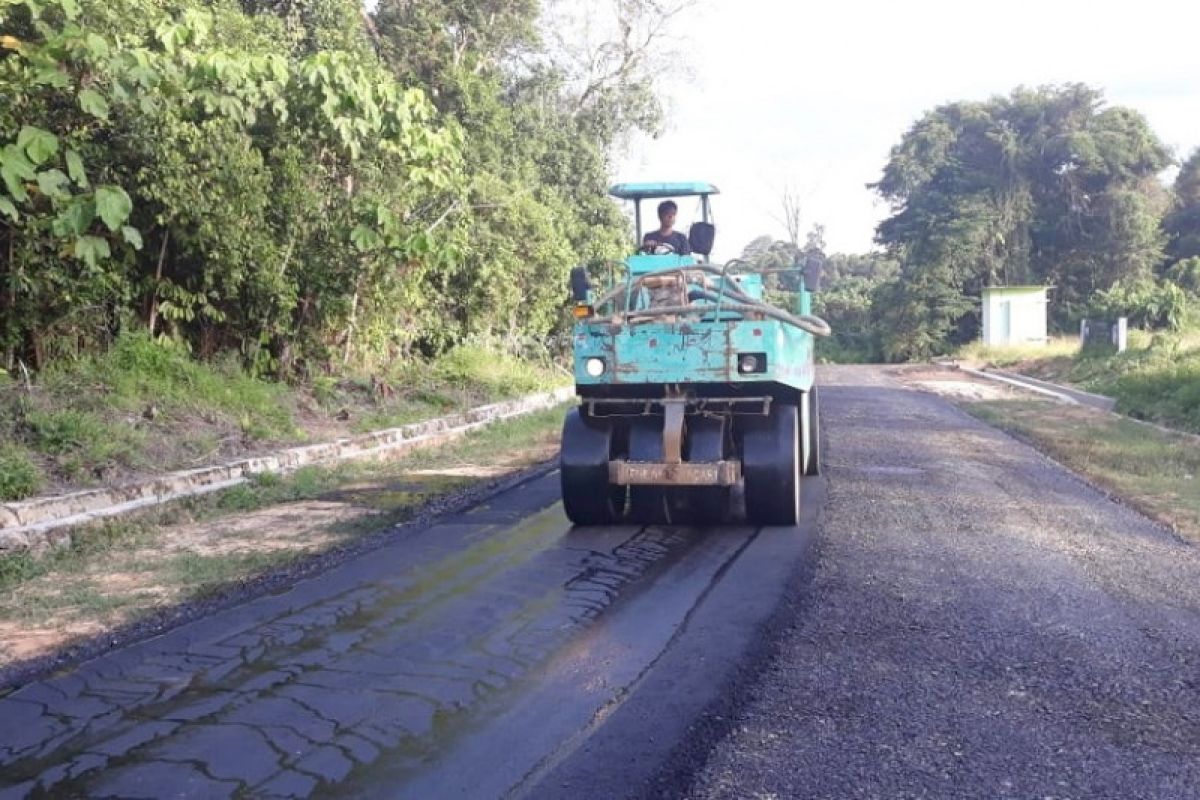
[561,386,819,527]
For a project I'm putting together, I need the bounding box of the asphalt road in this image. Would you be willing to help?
[656,365,1200,800]
[2,365,1199,799]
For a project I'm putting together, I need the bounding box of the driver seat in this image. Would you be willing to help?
[688,222,715,256]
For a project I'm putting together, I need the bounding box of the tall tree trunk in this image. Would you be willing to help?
[148,230,169,336]
[340,174,358,366]
[3,229,14,372]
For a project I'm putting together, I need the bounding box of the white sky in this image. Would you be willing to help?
[616,0,1200,260]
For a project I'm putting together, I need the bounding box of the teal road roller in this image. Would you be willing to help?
[560,181,831,526]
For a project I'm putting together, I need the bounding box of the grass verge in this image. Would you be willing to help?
[955,328,1200,435]
[0,404,568,670]
[0,333,568,500]
[962,399,1200,541]
[953,335,1082,368]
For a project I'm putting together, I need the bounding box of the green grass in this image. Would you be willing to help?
[165,551,300,597]
[955,327,1200,435]
[430,343,565,399]
[0,333,569,496]
[24,408,146,481]
[953,336,1081,367]
[210,405,567,516]
[0,399,563,589]
[45,333,299,439]
[1060,330,1200,434]
[0,513,158,597]
[0,402,567,648]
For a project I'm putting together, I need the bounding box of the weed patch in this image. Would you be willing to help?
[0,445,42,501]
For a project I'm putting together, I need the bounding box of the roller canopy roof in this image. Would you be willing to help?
[608,182,719,200]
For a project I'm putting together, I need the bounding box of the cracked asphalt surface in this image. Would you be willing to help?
[2,365,1199,799]
[0,456,805,798]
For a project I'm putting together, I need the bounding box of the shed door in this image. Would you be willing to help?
[999,300,1012,344]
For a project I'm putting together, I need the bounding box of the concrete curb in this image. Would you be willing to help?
[0,387,575,551]
[959,366,1082,405]
[985,369,1118,411]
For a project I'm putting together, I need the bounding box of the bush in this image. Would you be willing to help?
[433,344,562,399]
[1088,277,1192,331]
[0,446,43,501]
[1165,257,1200,295]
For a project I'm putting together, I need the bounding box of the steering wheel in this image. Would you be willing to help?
[641,241,677,255]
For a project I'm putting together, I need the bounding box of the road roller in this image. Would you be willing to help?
[561,181,830,526]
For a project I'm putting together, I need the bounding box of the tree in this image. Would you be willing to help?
[813,252,898,363]
[0,0,460,373]
[369,0,679,356]
[0,0,697,376]
[1164,148,1200,265]
[871,84,1171,360]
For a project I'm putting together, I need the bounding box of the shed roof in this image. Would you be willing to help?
[982,285,1051,294]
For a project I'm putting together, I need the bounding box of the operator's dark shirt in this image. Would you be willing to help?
[642,229,690,254]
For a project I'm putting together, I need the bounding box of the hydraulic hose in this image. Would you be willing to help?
[590,264,761,310]
[594,303,832,338]
[584,262,832,337]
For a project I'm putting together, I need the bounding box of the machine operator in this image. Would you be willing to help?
[641,200,690,254]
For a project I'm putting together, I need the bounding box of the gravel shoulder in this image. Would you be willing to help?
[668,364,1200,800]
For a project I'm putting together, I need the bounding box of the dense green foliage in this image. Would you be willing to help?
[869,84,1174,360]
[737,231,899,363]
[1165,149,1200,263]
[0,0,657,376]
[811,253,899,363]
[1086,276,1192,331]
[1052,331,1200,434]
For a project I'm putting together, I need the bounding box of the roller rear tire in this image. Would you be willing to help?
[682,416,731,525]
[802,387,821,477]
[742,404,800,526]
[561,408,625,525]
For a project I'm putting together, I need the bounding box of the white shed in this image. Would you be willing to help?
[981,286,1049,347]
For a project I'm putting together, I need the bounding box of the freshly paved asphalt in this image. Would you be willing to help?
[3,365,1199,799]
[656,366,1200,799]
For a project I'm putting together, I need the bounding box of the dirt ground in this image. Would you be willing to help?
[886,365,1028,402]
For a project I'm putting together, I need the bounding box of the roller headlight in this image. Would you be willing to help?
[585,357,606,377]
[737,352,767,374]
